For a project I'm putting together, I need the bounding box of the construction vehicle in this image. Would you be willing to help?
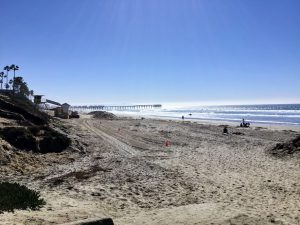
[69,111,80,118]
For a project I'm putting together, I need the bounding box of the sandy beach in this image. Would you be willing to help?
[1,115,300,225]
[2,0,300,224]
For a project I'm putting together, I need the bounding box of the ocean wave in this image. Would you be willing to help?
[146,114,300,126]
[107,104,300,126]
[186,113,300,118]
[163,109,300,115]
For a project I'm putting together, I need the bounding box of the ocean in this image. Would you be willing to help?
[108,104,300,126]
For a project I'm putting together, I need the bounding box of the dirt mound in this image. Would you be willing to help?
[88,111,117,120]
[268,135,300,157]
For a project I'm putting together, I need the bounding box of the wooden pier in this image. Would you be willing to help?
[70,104,162,112]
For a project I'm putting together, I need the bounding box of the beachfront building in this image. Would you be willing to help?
[53,103,70,119]
[33,95,44,104]
[62,103,70,114]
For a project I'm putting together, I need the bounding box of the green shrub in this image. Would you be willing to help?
[0,94,49,125]
[0,182,45,213]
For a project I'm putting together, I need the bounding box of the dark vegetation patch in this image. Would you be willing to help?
[0,93,71,153]
[0,109,26,121]
[0,127,36,151]
[159,130,172,138]
[0,126,71,153]
[268,135,300,157]
[0,94,49,125]
[49,165,112,185]
[37,127,71,153]
[255,127,267,130]
[88,111,117,120]
[0,182,45,213]
[283,129,297,133]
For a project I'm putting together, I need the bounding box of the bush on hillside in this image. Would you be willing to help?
[0,127,36,151]
[39,129,71,153]
[0,93,49,125]
[0,182,45,213]
[0,126,71,153]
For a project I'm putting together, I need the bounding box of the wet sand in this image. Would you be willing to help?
[1,116,299,224]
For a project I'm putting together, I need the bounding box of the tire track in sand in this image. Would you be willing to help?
[81,119,139,156]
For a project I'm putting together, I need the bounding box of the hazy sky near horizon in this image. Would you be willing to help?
[0,0,300,105]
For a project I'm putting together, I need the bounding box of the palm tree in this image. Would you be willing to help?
[9,79,13,89]
[3,65,10,90]
[10,64,19,92]
[0,72,4,89]
[0,72,5,90]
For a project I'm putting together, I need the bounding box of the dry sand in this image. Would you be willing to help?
[0,116,300,225]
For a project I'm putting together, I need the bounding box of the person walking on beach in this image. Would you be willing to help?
[182,115,184,120]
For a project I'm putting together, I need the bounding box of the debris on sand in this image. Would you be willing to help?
[268,135,300,157]
[232,131,245,135]
[88,111,117,120]
[60,217,114,225]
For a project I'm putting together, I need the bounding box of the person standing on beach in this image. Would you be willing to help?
[223,126,228,134]
[182,115,184,120]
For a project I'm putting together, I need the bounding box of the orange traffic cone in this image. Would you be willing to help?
[165,140,171,147]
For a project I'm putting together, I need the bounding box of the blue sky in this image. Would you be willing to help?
[0,0,299,105]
